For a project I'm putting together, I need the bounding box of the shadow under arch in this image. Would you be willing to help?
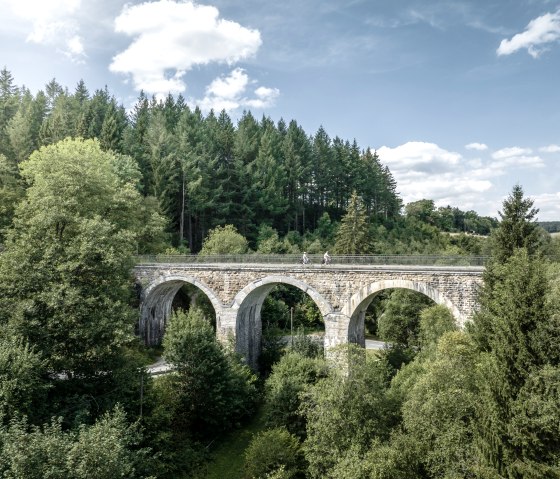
[343,279,463,347]
[232,275,333,368]
[139,274,223,346]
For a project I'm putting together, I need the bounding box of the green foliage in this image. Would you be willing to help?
[417,304,457,352]
[471,250,557,475]
[0,154,24,241]
[0,333,50,424]
[163,309,257,437]
[256,225,287,253]
[405,199,436,224]
[140,374,205,478]
[490,184,541,263]
[200,224,249,255]
[376,289,434,347]
[508,365,560,477]
[0,69,412,253]
[400,332,479,478]
[301,349,398,478]
[468,187,559,476]
[333,191,372,254]
[289,328,323,359]
[244,428,304,479]
[0,139,165,424]
[0,408,153,479]
[264,352,328,437]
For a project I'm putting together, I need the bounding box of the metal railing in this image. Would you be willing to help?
[134,254,489,267]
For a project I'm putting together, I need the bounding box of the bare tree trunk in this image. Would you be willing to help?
[179,172,185,245]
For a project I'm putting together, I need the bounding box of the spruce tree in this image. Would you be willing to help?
[491,184,541,263]
[469,185,560,476]
[333,191,373,254]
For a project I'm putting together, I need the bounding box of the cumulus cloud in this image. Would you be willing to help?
[465,142,488,151]
[377,141,461,173]
[196,68,280,112]
[491,146,545,169]
[540,144,560,153]
[2,0,86,62]
[375,140,552,215]
[531,192,560,221]
[245,86,281,109]
[497,10,560,58]
[376,142,492,209]
[110,0,263,97]
[491,146,532,159]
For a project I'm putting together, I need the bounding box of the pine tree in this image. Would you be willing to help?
[333,191,373,254]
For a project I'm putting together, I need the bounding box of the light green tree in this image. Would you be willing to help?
[264,352,328,437]
[0,138,164,420]
[400,331,479,478]
[0,333,50,424]
[163,308,257,437]
[244,428,304,479]
[301,349,397,478]
[376,289,433,347]
[200,224,249,255]
[0,408,152,479]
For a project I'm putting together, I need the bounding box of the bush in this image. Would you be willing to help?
[244,427,304,479]
[264,352,328,437]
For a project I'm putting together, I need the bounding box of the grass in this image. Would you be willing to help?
[191,409,267,479]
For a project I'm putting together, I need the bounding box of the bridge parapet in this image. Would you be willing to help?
[135,254,489,267]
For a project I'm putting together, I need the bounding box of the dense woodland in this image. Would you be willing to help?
[0,67,499,255]
[0,68,559,478]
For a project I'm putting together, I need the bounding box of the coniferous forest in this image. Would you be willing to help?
[0,68,559,479]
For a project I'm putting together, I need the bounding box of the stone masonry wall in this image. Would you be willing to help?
[136,263,483,322]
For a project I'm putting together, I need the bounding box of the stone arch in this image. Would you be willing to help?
[232,275,334,368]
[343,279,463,347]
[139,274,223,346]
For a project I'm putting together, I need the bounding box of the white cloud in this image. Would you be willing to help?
[245,86,281,109]
[495,155,544,168]
[375,140,552,217]
[2,0,86,62]
[110,1,262,97]
[196,68,280,112]
[540,144,560,153]
[497,10,560,58]
[377,141,461,173]
[491,146,532,159]
[376,142,492,209]
[206,68,249,100]
[530,192,560,221]
[465,142,488,151]
[490,146,545,169]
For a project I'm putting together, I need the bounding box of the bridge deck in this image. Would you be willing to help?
[135,262,485,274]
[135,254,488,268]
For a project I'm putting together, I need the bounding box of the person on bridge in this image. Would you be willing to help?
[302,252,310,264]
[323,251,331,265]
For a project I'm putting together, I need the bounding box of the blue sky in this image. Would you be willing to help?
[1,0,560,220]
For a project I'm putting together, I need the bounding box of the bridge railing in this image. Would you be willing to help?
[134,254,489,267]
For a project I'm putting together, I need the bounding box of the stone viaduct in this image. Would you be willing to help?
[134,259,484,368]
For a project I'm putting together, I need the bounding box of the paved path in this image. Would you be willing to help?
[146,338,387,375]
[365,339,387,350]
